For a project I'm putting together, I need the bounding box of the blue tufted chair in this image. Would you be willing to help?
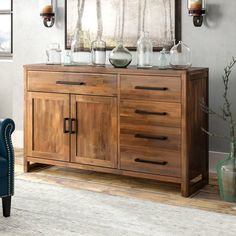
[0,118,15,217]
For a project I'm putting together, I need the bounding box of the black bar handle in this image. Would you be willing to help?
[63,118,70,134]
[56,81,86,86]
[135,86,168,91]
[135,133,168,141]
[135,158,168,166]
[135,110,167,116]
[70,118,77,134]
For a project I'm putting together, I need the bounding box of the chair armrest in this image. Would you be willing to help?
[0,118,15,196]
[0,118,15,161]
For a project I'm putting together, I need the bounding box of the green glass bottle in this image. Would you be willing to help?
[217,142,236,202]
[109,42,132,68]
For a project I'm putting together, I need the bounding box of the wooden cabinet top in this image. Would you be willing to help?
[24,64,208,78]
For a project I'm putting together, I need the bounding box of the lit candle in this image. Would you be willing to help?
[42,5,53,14]
[190,0,202,10]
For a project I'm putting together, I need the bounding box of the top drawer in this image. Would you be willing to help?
[121,75,181,102]
[27,71,117,96]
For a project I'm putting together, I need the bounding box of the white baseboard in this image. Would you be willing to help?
[11,130,227,174]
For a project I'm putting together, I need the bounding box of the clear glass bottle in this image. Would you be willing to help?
[137,31,153,68]
[169,41,192,69]
[109,42,132,68]
[63,51,71,65]
[91,36,106,66]
[70,29,91,65]
[158,48,169,70]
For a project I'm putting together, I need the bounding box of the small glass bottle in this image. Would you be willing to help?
[63,51,71,65]
[91,36,106,66]
[70,29,91,65]
[158,48,169,70]
[109,42,132,68]
[137,31,153,68]
[169,41,192,69]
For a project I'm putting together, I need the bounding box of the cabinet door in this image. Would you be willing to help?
[25,92,70,161]
[71,95,118,168]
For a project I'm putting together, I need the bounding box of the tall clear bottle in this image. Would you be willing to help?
[137,31,153,68]
[91,36,106,66]
[70,29,91,65]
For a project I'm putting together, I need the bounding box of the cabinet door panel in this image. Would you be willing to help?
[26,92,70,161]
[71,95,118,168]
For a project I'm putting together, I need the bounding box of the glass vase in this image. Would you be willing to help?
[137,31,153,68]
[46,43,61,65]
[109,42,132,68]
[169,41,192,69]
[91,36,106,66]
[70,29,91,65]
[157,48,169,70]
[217,142,236,202]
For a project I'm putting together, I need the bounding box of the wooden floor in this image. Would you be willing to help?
[15,149,236,216]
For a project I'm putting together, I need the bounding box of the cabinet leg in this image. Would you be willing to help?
[2,196,11,217]
[202,166,209,185]
[24,160,50,172]
[181,175,209,197]
[181,182,190,197]
[24,159,30,173]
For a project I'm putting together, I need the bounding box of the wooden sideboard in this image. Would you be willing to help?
[24,64,209,197]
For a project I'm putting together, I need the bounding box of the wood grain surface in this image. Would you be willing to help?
[27,71,117,96]
[25,92,70,162]
[24,64,209,197]
[71,95,118,168]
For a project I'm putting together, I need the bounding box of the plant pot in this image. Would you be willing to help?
[217,151,236,202]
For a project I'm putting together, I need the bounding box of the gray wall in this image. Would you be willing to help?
[0,0,236,152]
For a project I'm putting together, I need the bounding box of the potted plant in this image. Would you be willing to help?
[201,57,236,202]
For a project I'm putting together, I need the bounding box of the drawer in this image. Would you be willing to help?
[121,146,181,177]
[120,99,181,127]
[121,123,181,152]
[27,71,117,96]
[121,75,181,102]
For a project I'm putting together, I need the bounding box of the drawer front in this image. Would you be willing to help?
[121,75,181,102]
[27,71,117,96]
[121,123,181,152]
[120,99,181,127]
[121,146,181,177]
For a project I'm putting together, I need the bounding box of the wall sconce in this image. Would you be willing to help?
[188,0,206,27]
[39,0,55,27]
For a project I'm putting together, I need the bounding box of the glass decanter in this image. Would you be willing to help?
[70,29,91,65]
[109,42,132,68]
[169,41,192,69]
[137,31,153,68]
[46,43,61,65]
[91,36,106,66]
